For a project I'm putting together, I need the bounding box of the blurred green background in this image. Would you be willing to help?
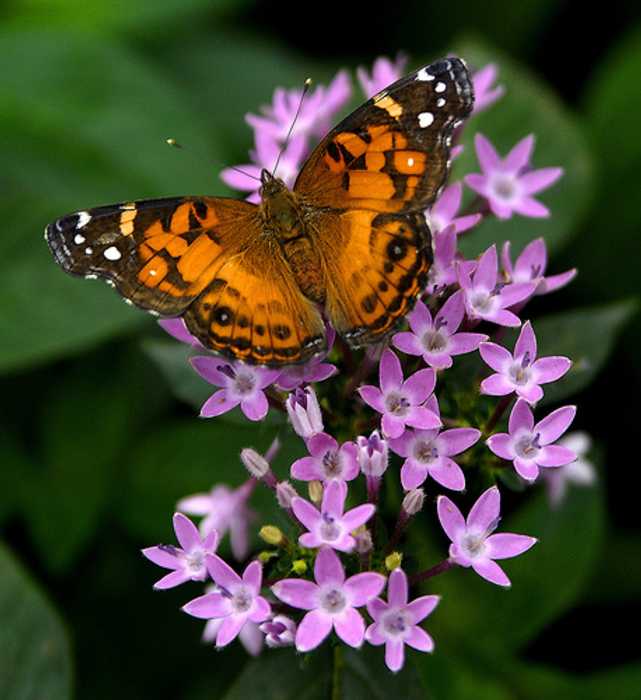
[1,0,641,698]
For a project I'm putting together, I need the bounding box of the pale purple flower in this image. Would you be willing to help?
[291,432,359,484]
[425,183,482,235]
[501,239,577,296]
[487,399,577,481]
[357,54,407,98]
[177,481,255,561]
[472,64,505,113]
[458,245,537,327]
[365,568,439,673]
[358,349,441,439]
[191,356,280,422]
[221,132,307,203]
[182,557,271,648]
[158,318,202,347]
[543,432,596,507]
[465,133,563,219]
[276,327,337,390]
[259,615,297,648]
[480,320,572,403]
[286,386,324,438]
[389,419,480,491]
[393,292,488,369]
[272,546,385,651]
[142,513,219,590]
[356,430,389,478]
[437,486,537,587]
[425,224,476,295]
[292,480,375,552]
[202,585,263,656]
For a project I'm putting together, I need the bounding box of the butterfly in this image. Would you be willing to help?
[45,57,473,367]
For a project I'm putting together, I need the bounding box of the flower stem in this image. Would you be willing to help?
[265,388,287,413]
[342,351,377,398]
[332,644,343,700]
[410,559,455,585]
[385,510,409,554]
[484,395,512,436]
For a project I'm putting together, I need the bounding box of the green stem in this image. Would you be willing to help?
[331,644,343,700]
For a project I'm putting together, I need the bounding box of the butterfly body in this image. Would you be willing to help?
[46,57,474,366]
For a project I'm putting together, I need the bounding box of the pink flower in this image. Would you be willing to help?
[480,320,572,403]
[437,486,537,587]
[357,54,407,98]
[543,432,596,507]
[458,245,537,327]
[286,386,324,438]
[425,224,476,295]
[182,557,271,648]
[487,399,577,481]
[191,356,280,422]
[272,546,385,651]
[472,64,505,113]
[259,615,297,648]
[358,349,441,439]
[425,183,482,235]
[365,568,439,672]
[142,513,219,590]
[501,239,577,296]
[356,430,389,478]
[291,432,359,484]
[276,327,338,390]
[465,133,563,219]
[202,585,263,656]
[177,481,255,561]
[393,292,488,369]
[292,480,375,552]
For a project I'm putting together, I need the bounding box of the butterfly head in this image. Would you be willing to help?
[259,169,288,199]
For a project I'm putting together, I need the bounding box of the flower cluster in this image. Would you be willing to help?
[144,55,592,674]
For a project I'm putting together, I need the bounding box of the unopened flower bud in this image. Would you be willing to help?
[286,387,323,438]
[259,525,284,546]
[357,430,389,477]
[291,559,308,575]
[308,480,323,505]
[260,615,297,648]
[385,551,403,571]
[258,550,278,563]
[276,480,298,509]
[354,527,373,554]
[241,448,270,478]
[402,488,425,516]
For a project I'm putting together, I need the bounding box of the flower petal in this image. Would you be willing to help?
[154,570,190,590]
[436,290,465,332]
[448,332,487,356]
[380,349,403,392]
[242,560,262,592]
[385,639,405,673]
[514,457,539,481]
[271,578,318,610]
[291,497,321,531]
[467,486,500,532]
[402,368,436,405]
[532,356,572,384]
[393,332,423,357]
[248,596,271,623]
[296,610,333,652]
[486,433,514,461]
[314,546,345,585]
[240,391,269,421]
[200,389,239,418]
[509,398,534,434]
[537,445,577,467]
[475,133,501,173]
[480,374,514,396]
[439,428,481,456]
[182,592,232,619]
[407,595,440,623]
[387,568,408,606]
[405,626,434,652]
[334,608,365,648]
[471,558,511,587]
[486,533,537,559]
[479,342,512,373]
[474,245,498,291]
[173,512,201,551]
[216,615,246,648]
[401,460,428,490]
[341,503,376,532]
[142,545,180,569]
[504,134,534,172]
[429,457,465,491]
[344,572,386,606]
[322,479,347,517]
[514,321,537,361]
[291,456,321,481]
[436,495,466,543]
[536,405,576,444]
[358,385,385,413]
[206,554,241,590]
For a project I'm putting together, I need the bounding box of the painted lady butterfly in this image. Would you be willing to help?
[46,57,473,366]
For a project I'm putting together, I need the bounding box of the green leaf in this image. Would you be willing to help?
[0,542,72,700]
[449,39,594,258]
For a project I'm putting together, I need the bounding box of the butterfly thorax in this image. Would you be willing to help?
[259,169,325,303]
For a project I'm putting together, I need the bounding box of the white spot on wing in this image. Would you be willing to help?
[85,247,93,255]
[104,246,122,261]
[418,112,434,128]
[77,211,92,228]
[417,68,434,81]
[436,98,446,108]
[407,157,415,167]
[74,233,86,245]
[435,82,446,93]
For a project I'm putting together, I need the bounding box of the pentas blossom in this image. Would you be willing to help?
[458,245,537,326]
[291,432,359,483]
[358,349,441,439]
[543,432,596,506]
[472,64,505,113]
[292,480,375,551]
[393,292,487,369]
[357,430,389,478]
[366,568,439,673]
[177,481,255,561]
[437,487,537,587]
[276,327,337,391]
[259,615,297,648]
[191,356,280,421]
[202,585,263,656]
[465,134,563,219]
[286,386,324,438]
[501,239,577,296]
[357,54,407,98]
[425,225,475,295]
[480,320,572,403]
[183,558,271,648]
[272,546,385,651]
[142,513,219,590]
[425,183,482,235]
[487,399,577,481]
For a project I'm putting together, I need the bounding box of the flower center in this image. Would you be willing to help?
[492,174,518,201]
[508,363,531,386]
[320,587,347,615]
[470,291,495,314]
[514,432,541,459]
[381,608,412,639]
[461,533,486,559]
[422,329,448,353]
[321,449,342,478]
[231,586,253,614]
[385,392,411,416]
[234,372,256,396]
[413,439,439,464]
[319,513,341,542]
[185,549,205,573]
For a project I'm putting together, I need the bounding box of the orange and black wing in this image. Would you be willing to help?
[295,57,474,346]
[46,196,326,365]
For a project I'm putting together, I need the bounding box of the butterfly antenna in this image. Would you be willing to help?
[165,138,261,182]
[271,77,312,177]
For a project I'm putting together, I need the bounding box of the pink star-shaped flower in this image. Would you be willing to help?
[501,238,576,296]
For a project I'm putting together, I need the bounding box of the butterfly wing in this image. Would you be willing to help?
[46,196,326,365]
[295,57,473,346]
